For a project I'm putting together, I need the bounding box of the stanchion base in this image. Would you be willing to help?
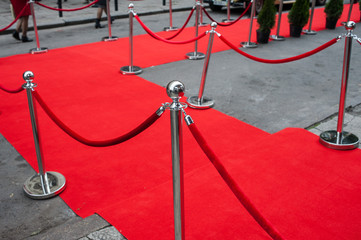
[164,26,179,31]
[186,52,206,60]
[222,19,234,23]
[187,96,214,109]
[23,171,66,199]
[29,47,48,54]
[270,35,285,41]
[102,36,118,42]
[319,130,359,150]
[302,29,317,35]
[240,42,258,48]
[120,66,143,75]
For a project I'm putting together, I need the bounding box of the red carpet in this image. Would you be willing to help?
[1,4,361,240]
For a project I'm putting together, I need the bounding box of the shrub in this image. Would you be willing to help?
[324,0,344,21]
[257,0,277,32]
[288,0,310,27]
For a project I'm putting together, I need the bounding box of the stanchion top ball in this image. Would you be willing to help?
[166,81,185,100]
[23,71,34,81]
[344,21,356,30]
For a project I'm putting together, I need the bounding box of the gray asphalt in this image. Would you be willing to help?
[1,0,361,239]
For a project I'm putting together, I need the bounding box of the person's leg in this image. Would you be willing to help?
[12,17,22,40]
[21,16,32,42]
[95,7,104,28]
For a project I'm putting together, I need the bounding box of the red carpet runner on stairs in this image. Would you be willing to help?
[0,4,361,240]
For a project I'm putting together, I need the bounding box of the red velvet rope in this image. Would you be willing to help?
[0,85,24,93]
[35,0,99,12]
[220,35,339,64]
[0,3,29,32]
[134,14,208,44]
[187,122,286,240]
[202,2,252,27]
[32,91,163,147]
[165,8,195,40]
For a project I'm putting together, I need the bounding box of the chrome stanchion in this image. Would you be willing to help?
[29,0,48,54]
[241,0,257,48]
[166,80,186,240]
[270,0,285,41]
[186,1,206,60]
[302,0,317,35]
[22,71,66,199]
[164,0,178,31]
[347,0,354,22]
[320,22,359,150]
[102,0,118,41]
[187,22,217,109]
[120,3,142,75]
[222,0,234,23]
[198,0,208,27]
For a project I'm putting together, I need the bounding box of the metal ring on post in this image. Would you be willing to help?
[240,0,257,48]
[22,71,66,199]
[319,21,359,150]
[120,3,142,75]
[270,0,285,41]
[29,0,48,54]
[222,0,234,23]
[186,1,206,60]
[187,22,217,109]
[102,0,118,41]
[302,0,317,35]
[166,80,186,240]
[164,0,179,31]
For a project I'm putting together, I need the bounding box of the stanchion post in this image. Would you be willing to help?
[22,71,66,199]
[187,22,217,109]
[302,0,317,35]
[319,21,359,150]
[102,0,118,41]
[241,0,258,48]
[347,0,354,22]
[222,0,234,23]
[186,1,206,60]
[164,0,178,31]
[166,80,186,240]
[270,0,285,41]
[29,0,48,54]
[120,3,142,75]
[198,0,208,27]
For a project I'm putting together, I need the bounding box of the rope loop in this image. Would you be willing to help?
[0,84,25,94]
[219,34,339,64]
[202,2,252,27]
[185,115,286,240]
[134,14,208,44]
[35,0,100,12]
[32,91,164,147]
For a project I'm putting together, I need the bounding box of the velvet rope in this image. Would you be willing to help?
[134,14,208,44]
[220,35,339,64]
[0,85,24,93]
[35,0,99,12]
[32,91,163,147]
[0,3,29,32]
[165,8,195,40]
[187,122,286,240]
[202,2,252,27]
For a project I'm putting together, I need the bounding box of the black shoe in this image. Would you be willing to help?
[95,20,104,29]
[12,31,20,41]
[22,36,33,42]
